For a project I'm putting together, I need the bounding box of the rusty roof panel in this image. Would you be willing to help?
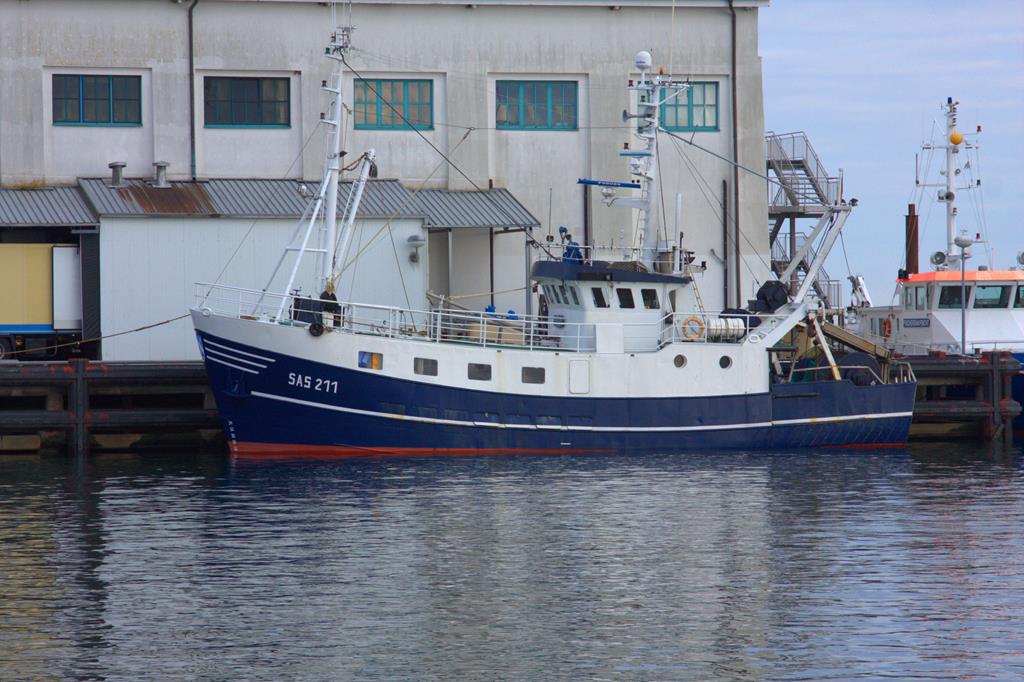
[78,177,424,219]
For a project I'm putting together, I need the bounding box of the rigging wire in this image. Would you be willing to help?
[342,54,562,264]
[664,131,771,281]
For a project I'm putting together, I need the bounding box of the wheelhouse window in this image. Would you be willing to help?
[591,287,609,308]
[496,80,577,130]
[1016,285,1024,308]
[641,288,659,309]
[973,285,1010,309]
[915,286,928,310]
[414,357,438,376]
[938,285,972,309]
[616,288,635,309]
[354,79,433,130]
[53,75,141,125]
[468,363,492,381]
[204,76,290,127]
[568,286,581,306]
[660,82,718,132]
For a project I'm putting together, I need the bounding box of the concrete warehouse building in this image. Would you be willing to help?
[0,0,770,336]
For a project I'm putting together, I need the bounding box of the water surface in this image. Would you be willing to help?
[1,445,1022,680]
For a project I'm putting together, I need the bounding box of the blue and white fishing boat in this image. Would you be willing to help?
[190,28,916,458]
[851,99,1024,430]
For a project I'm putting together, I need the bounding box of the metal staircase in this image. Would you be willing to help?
[765,131,848,308]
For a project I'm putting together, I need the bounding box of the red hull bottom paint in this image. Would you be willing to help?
[231,441,615,459]
[822,442,907,450]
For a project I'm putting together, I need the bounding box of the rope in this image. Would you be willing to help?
[1,314,190,358]
[444,286,528,302]
[329,128,475,289]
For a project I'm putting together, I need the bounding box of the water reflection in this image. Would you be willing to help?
[0,446,1021,680]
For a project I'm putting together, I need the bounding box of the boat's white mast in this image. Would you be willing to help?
[605,52,688,271]
[634,57,662,270]
[920,98,968,269]
[320,27,352,290]
[944,99,959,264]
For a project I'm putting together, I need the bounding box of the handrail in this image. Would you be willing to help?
[789,363,915,385]
[192,282,791,353]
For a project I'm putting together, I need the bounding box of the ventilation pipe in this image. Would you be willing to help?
[153,161,170,188]
[108,161,126,187]
[905,203,919,275]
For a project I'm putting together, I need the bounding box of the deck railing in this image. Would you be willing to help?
[193,283,789,353]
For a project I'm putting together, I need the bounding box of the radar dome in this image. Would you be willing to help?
[634,51,653,70]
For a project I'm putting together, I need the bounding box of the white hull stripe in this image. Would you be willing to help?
[251,391,912,433]
[203,338,276,363]
[204,346,268,369]
[208,355,260,374]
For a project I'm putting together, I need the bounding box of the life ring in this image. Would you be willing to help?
[680,315,705,340]
[881,318,892,338]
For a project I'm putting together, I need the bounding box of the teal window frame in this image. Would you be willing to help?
[496,80,578,131]
[354,79,433,130]
[660,81,719,132]
[52,74,141,126]
[204,76,290,128]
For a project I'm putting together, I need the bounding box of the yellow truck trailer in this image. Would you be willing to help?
[0,244,82,359]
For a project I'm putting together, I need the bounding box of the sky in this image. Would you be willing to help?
[759,0,1024,304]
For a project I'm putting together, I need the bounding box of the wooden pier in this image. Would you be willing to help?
[908,351,1021,446]
[1,352,1018,455]
[0,359,223,455]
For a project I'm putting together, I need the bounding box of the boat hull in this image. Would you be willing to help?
[193,321,916,458]
[1015,352,1024,433]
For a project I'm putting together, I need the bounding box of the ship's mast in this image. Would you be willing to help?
[320,27,352,290]
[944,98,959,263]
[604,52,689,271]
[920,97,969,268]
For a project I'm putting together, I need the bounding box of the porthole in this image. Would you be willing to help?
[719,355,732,369]
[674,354,686,368]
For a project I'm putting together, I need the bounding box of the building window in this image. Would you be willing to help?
[660,82,718,132]
[616,288,635,309]
[468,363,492,381]
[973,285,1010,309]
[521,367,545,384]
[592,287,609,308]
[496,80,577,130]
[414,357,438,376]
[204,77,290,127]
[354,79,433,130]
[641,289,659,309]
[358,351,383,370]
[52,75,141,125]
[938,285,972,309]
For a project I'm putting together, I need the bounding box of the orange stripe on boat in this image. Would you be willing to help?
[899,270,1024,283]
[230,441,615,459]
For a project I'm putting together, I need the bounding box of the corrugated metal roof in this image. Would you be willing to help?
[415,188,539,230]
[78,177,425,220]
[0,186,97,227]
